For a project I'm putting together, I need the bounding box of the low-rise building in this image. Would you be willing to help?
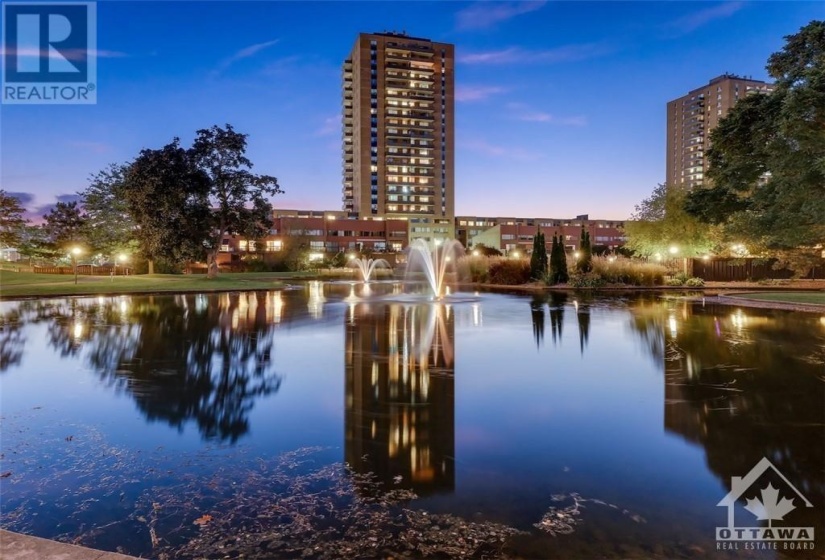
[456,214,626,254]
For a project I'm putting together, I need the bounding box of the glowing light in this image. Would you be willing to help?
[118,254,128,262]
[668,315,677,338]
[119,300,128,314]
[73,322,84,339]
[348,253,356,260]
[308,252,324,261]
[669,246,679,255]
[512,251,520,258]
[702,255,711,261]
[574,251,580,259]
[472,250,479,256]
[71,247,81,256]
[820,316,825,328]
[608,256,617,262]
[654,253,662,262]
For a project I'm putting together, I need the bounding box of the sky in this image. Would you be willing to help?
[1,1,822,221]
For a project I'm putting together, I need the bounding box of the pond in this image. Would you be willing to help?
[0,283,823,559]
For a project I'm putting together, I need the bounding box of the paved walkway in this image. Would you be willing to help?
[0,530,138,560]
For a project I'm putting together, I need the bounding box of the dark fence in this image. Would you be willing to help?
[33,265,133,276]
[690,258,823,282]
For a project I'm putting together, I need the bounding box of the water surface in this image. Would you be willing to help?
[0,284,822,558]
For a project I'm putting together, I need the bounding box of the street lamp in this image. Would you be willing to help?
[669,245,679,255]
[574,251,581,260]
[71,247,82,285]
[113,254,128,281]
[472,250,479,257]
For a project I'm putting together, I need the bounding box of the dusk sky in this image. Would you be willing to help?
[1,1,821,220]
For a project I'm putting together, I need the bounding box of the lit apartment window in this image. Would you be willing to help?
[266,240,283,252]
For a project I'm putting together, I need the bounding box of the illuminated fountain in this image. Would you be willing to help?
[348,257,391,283]
[405,239,464,299]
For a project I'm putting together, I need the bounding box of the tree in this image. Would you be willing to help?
[549,233,569,284]
[0,190,28,249]
[576,226,593,273]
[190,124,282,278]
[625,183,718,258]
[42,201,89,251]
[122,139,212,274]
[80,163,139,259]
[685,21,825,261]
[529,227,547,280]
[473,243,502,257]
[16,224,58,263]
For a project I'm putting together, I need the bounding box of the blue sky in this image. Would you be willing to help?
[1,1,821,220]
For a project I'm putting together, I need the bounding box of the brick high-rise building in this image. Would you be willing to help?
[666,74,774,189]
[342,32,455,242]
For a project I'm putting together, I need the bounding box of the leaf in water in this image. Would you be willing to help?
[193,514,213,526]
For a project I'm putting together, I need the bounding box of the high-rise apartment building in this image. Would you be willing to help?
[342,32,455,242]
[666,74,774,189]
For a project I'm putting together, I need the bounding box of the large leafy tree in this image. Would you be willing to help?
[0,190,28,249]
[80,163,139,258]
[42,201,89,252]
[122,139,212,274]
[685,21,825,259]
[625,183,718,258]
[191,124,282,278]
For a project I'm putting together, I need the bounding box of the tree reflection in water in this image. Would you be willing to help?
[1,293,283,443]
[631,300,825,542]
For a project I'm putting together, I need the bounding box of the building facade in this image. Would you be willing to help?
[455,215,626,254]
[666,74,774,189]
[343,32,455,242]
[217,210,409,264]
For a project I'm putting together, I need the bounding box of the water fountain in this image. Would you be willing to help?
[405,239,464,299]
[347,257,391,283]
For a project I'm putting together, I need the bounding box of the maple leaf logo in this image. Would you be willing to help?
[744,483,796,527]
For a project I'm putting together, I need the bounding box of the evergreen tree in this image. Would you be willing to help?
[529,227,547,281]
[580,229,593,273]
[558,235,569,283]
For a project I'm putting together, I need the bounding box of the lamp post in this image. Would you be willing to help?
[113,254,127,282]
[71,247,81,285]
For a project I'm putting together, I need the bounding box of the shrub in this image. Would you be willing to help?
[590,257,666,286]
[488,258,531,285]
[569,272,605,288]
[456,255,490,283]
[665,278,684,286]
[241,257,271,272]
[685,277,705,287]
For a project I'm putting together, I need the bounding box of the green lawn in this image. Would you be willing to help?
[0,270,313,299]
[734,292,825,305]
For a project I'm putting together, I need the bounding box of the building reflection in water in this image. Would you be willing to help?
[345,302,455,497]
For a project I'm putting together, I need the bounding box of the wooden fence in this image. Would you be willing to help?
[33,265,133,276]
[690,258,823,281]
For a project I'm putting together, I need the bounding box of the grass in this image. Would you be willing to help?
[731,292,825,305]
[0,270,309,299]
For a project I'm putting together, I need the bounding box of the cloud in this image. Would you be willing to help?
[460,138,540,161]
[665,2,744,36]
[458,43,611,65]
[456,1,547,30]
[455,85,508,102]
[5,191,35,206]
[506,102,587,125]
[315,115,340,137]
[211,39,279,77]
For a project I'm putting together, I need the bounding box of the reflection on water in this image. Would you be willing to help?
[0,288,823,558]
[345,303,455,496]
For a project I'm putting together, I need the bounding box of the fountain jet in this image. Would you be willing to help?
[405,239,464,299]
[348,257,391,283]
